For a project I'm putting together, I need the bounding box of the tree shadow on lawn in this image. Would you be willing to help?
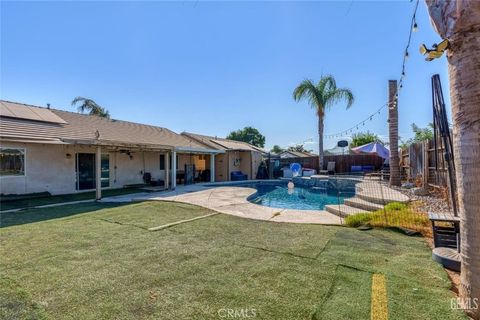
[0,202,129,228]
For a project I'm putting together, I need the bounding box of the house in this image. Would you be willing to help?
[278,150,317,159]
[181,132,265,182]
[323,146,355,156]
[0,100,227,197]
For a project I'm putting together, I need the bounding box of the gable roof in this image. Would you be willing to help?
[182,132,265,153]
[324,145,355,156]
[279,150,318,158]
[0,100,215,151]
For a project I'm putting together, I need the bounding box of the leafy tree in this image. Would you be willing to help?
[72,97,110,118]
[400,123,434,149]
[226,126,265,148]
[270,145,284,154]
[293,75,354,168]
[411,123,434,142]
[287,144,313,153]
[350,131,380,147]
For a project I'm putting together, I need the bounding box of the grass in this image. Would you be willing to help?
[0,187,147,211]
[0,201,465,319]
[345,202,430,233]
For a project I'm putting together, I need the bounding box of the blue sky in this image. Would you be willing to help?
[1,1,450,151]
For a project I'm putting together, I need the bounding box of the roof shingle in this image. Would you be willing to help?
[0,100,210,150]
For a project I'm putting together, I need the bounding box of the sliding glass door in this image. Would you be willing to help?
[76,153,110,190]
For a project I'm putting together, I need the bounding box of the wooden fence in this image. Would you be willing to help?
[277,156,320,172]
[400,137,452,189]
[323,154,384,173]
[277,154,384,174]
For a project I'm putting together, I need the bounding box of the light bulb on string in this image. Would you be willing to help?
[413,18,418,32]
[405,50,409,59]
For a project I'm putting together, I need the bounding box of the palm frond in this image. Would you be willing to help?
[317,75,337,93]
[91,107,110,119]
[293,79,325,113]
[325,88,354,109]
[293,79,314,101]
[71,97,110,118]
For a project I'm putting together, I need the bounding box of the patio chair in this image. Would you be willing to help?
[362,165,375,173]
[231,171,248,181]
[350,165,363,174]
[319,162,336,175]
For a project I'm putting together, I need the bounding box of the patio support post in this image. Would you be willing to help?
[96,145,102,200]
[172,151,177,190]
[210,154,215,182]
[165,151,170,190]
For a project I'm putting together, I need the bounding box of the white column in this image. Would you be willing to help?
[171,151,177,189]
[96,146,102,200]
[210,154,215,182]
[165,152,170,190]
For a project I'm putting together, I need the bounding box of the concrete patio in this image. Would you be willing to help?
[101,183,344,225]
[100,178,410,225]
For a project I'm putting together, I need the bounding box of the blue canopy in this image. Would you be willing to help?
[352,142,390,159]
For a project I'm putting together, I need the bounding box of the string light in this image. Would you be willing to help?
[324,0,419,139]
[412,15,418,32]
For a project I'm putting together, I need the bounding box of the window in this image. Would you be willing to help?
[0,148,25,176]
[160,154,165,170]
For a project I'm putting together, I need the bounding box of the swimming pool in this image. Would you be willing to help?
[244,181,356,210]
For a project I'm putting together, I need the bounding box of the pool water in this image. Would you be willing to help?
[247,183,354,210]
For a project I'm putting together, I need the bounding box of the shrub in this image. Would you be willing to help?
[345,212,374,228]
[384,202,407,211]
[345,202,429,233]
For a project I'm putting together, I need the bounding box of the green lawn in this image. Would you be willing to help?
[0,187,147,211]
[0,201,466,319]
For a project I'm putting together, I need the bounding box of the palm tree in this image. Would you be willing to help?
[71,97,110,118]
[426,1,480,318]
[293,75,354,169]
[389,80,401,187]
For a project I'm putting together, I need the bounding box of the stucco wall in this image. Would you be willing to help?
[0,142,77,195]
[251,151,262,179]
[0,142,167,195]
[111,150,165,187]
[214,153,228,182]
[239,151,252,179]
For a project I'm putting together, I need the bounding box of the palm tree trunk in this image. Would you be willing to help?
[388,80,401,186]
[426,2,480,318]
[318,115,324,171]
[447,22,480,320]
